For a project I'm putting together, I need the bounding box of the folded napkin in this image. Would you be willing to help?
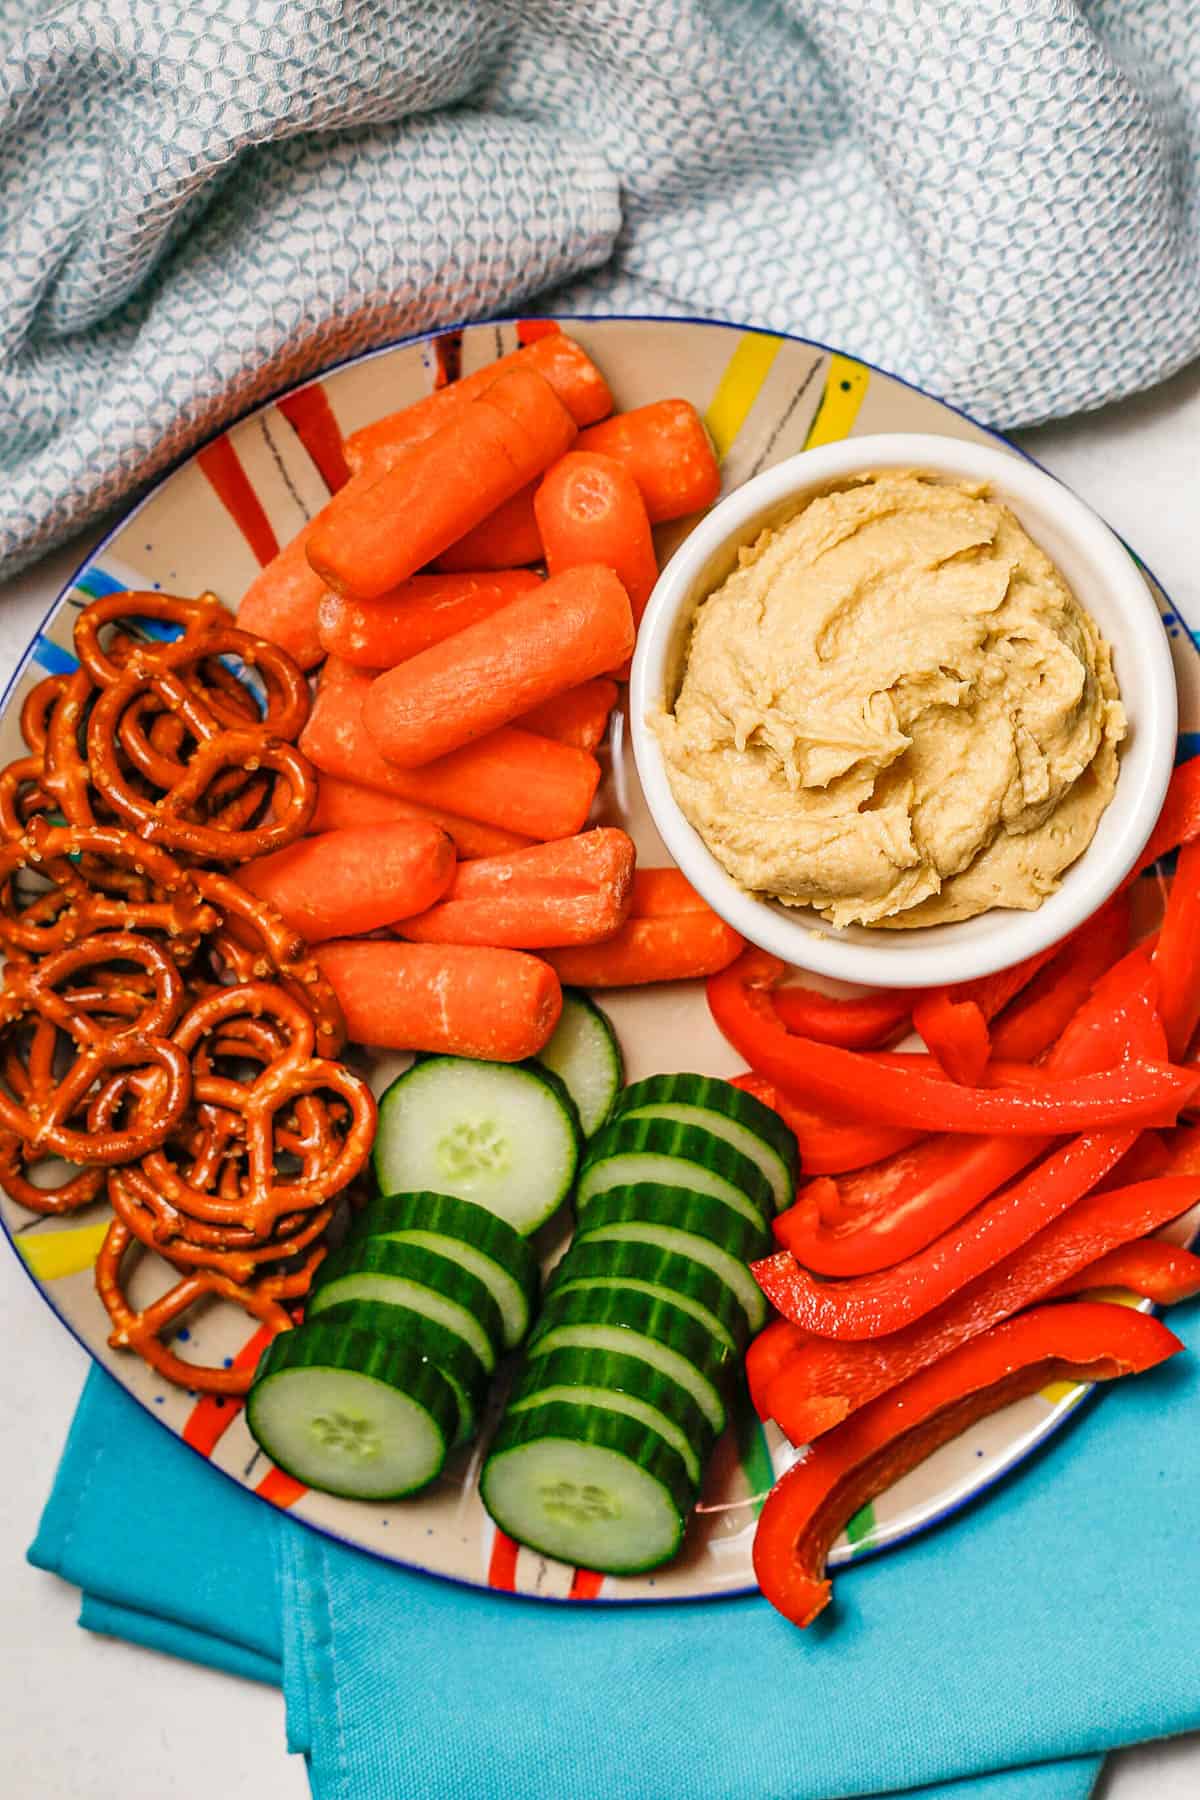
[2,0,1199,576]
[32,1294,1200,1799]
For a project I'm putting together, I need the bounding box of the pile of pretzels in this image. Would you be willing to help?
[0,593,376,1394]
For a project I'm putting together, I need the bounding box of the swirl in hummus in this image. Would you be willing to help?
[653,471,1126,930]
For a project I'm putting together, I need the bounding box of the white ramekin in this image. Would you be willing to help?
[629,433,1177,990]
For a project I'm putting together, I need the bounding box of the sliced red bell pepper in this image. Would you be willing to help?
[728,1073,920,1174]
[948,940,1063,1022]
[746,1316,810,1419]
[990,892,1130,1063]
[769,983,916,1050]
[772,1133,1045,1276]
[753,1129,1136,1340]
[911,990,991,1084]
[1153,838,1200,1061]
[752,1301,1182,1627]
[1125,755,1200,884]
[762,1172,1200,1445]
[708,950,1196,1137]
[1049,1237,1200,1304]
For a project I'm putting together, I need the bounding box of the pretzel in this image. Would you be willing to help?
[0,821,216,958]
[194,869,346,1053]
[95,1219,321,1396]
[0,755,55,843]
[0,1131,105,1214]
[73,591,226,689]
[20,675,69,755]
[42,666,109,827]
[0,1020,190,1163]
[108,1166,334,1284]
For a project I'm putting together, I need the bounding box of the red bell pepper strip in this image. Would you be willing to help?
[728,1073,920,1174]
[948,941,1063,1022]
[989,893,1130,1063]
[753,1129,1136,1340]
[746,1316,810,1419]
[762,1172,1200,1445]
[752,1301,1182,1627]
[1049,1237,1200,1305]
[769,983,917,1050]
[1124,756,1200,884]
[772,1134,1044,1276]
[1153,838,1200,1061]
[708,949,1196,1136]
[911,990,991,1084]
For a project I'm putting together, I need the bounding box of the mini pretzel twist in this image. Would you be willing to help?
[95,1219,321,1396]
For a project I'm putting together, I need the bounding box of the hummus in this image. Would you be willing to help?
[653,471,1125,929]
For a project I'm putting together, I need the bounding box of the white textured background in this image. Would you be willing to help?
[0,361,1198,1797]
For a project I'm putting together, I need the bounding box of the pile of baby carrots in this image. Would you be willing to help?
[706,756,1200,1625]
[236,328,742,1061]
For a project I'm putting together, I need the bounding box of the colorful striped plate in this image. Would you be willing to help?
[3,317,1197,1604]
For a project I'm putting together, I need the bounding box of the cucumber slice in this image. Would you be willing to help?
[247,1322,456,1500]
[609,1074,796,1213]
[535,990,623,1137]
[508,1345,713,1485]
[350,1192,539,1350]
[310,1298,487,1447]
[373,1057,582,1236]
[310,1240,503,1373]
[546,1238,748,1355]
[575,1222,767,1338]
[529,1286,731,1434]
[481,1401,692,1574]
[579,1118,773,1228]
[576,1180,770,1262]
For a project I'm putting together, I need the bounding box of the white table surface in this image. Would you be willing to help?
[1,365,1199,1800]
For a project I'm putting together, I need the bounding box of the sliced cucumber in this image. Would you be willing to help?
[310,1298,487,1446]
[529,1285,731,1434]
[609,1074,796,1213]
[508,1346,713,1486]
[481,1401,692,1574]
[545,1237,748,1355]
[247,1322,456,1500]
[310,1240,503,1373]
[372,1057,581,1236]
[576,1223,767,1338]
[535,990,623,1138]
[350,1192,538,1350]
[576,1180,770,1262]
[579,1118,773,1228]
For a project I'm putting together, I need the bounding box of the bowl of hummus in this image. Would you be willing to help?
[631,434,1177,988]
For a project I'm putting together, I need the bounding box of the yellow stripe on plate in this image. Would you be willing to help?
[803,353,870,448]
[18,1220,109,1281]
[704,332,784,462]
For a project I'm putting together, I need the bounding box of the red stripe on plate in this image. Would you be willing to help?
[196,437,280,566]
[568,1568,606,1601]
[516,320,561,344]
[487,1529,521,1590]
[433,330,464,389]
[255,1466,307,1509]
[181,1324,276,1456]
[276,385,351,493]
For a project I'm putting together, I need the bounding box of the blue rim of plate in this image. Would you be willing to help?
[0,313,1191,1607]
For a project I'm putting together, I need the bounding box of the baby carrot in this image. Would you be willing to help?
[308,773,532,859]
[316,571,540,668]
[515,678,619,752]
[237,821,455,942]
[308,367,577,601]
[343,335,613,481]
[361,565,634,767]
[543,913,744,987]
[237,525,330,670]
[535,452,659,625]
[299,664,601,840]
[628,867,710,917]
[399,828,635,948]
[435,484,544,571]
[314,939,562,1060]
[576,400,721,522]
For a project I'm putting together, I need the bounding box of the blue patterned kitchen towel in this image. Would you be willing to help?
[0,0,1198,578]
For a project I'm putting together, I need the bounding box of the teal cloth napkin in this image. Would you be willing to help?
[31,1296,1200,1799]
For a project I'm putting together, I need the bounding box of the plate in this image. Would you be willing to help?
[3,316,1197,1605]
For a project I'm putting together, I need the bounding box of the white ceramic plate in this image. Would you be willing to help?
[3,316,1197,1604]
